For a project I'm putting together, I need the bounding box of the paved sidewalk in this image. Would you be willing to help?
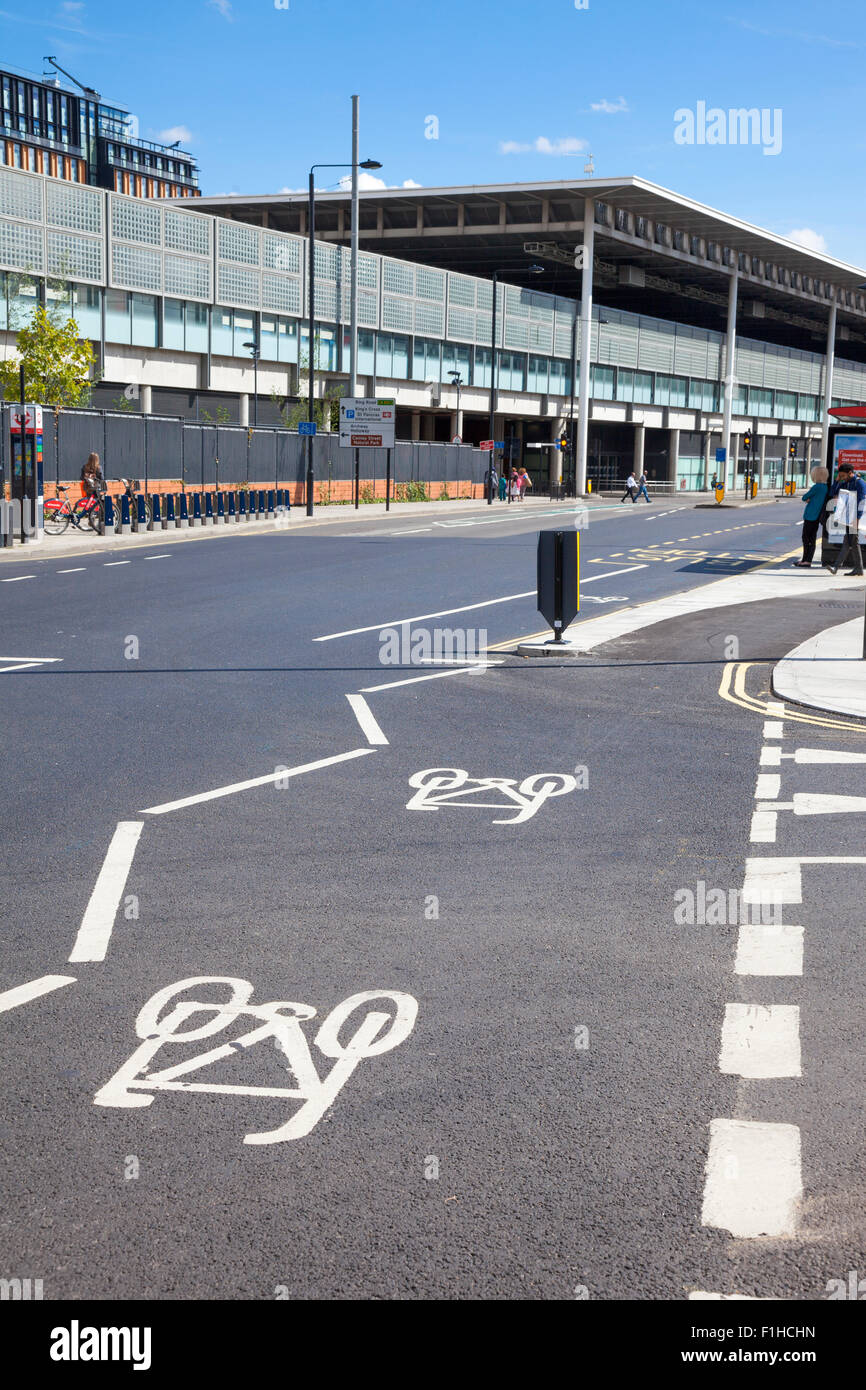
[773,613,866,720]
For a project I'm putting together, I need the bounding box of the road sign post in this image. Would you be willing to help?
[537,530,580,642]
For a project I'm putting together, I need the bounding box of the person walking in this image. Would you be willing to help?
[483,463,498,501]
[635,471,651,503]
[620,472,637,503]
[498,470,508,501]
[509,469,522,502]
[828,462,866,576]
[793,466,829,568]
[517,466,532,501]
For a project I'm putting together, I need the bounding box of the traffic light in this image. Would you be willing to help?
[788,441,796,459]
[743,432,752,452]
[559,435,569,452]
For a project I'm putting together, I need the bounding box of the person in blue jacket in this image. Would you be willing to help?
[827,462,866,575]
[793,466,829,567]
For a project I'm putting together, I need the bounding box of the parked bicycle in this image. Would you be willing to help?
[43,483,103,535]
[119,478,153,527]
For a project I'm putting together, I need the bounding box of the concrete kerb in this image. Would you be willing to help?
[773,613,866,722]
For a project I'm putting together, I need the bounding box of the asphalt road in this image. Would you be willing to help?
[2,495,865,1301]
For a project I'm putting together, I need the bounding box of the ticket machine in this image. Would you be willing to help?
[10,403,43,542]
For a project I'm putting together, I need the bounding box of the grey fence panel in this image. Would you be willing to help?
[144,416,183,482]
[248,429,277,485]
[211,426,249,485]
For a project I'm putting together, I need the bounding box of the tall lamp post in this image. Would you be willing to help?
[307,157,382,516]
[488,264,543,504]
[243,339,260,428]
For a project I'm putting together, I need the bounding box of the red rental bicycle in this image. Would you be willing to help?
[43,484,103,535]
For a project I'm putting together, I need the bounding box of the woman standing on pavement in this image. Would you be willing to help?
[81,452,104,497]
[794,465,829,568]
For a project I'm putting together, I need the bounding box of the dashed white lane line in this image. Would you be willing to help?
[57,567,87,574]
[0,974,76,1014]
[103,561,131,567]
[2,575,35,582]
[702,1118,802,1239]
[719,1004,801,1078]
[145,554,171,560]
[735,923,804,977]
[763,720,784,739]
[0,661,44,674]
[141,747,375,816]
[345,693,389,745]
[68,821,144,963]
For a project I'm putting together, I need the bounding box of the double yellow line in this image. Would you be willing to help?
[718,661,866,733]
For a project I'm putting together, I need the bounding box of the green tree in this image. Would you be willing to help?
[0,305,95,407]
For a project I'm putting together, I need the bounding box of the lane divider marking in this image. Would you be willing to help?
[345,694,389,745]
[719,1004,802,1078]
[68,821,144,963]
[702,1118,802,1239]
[141,748,375,816]
[0,974,77,1014]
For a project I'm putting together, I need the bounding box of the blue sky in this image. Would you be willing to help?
[3,0,864,266]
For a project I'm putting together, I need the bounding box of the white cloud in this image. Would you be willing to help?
[500,135,587,156]
[156,125,193,146]
[208,0,233,19]
[785,227,829,254]
[335,173,423,191]
[591,96,628,114]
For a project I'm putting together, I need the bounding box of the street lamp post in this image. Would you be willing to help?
[243,340,259,428]
[306,157,382,516]
[488,264,543,504]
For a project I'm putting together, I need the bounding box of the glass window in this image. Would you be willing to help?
[356,328,375,375]
[105,288,131,343]
[655,373,687,407]
[212,307,233,355]
[528,355,549,394]
[442,342,470,383]
[733,384,749,414]
[185,301,209,353]
[164,297,185,350]
[277,316,299,364]
[633,371,653,404]
[391,333,409,379]
[549,359,570,396]
[591,364,615,400]
[688,379,718,412]
[233,311,256,358]
[376,332,394,378]
[472,346,491,389]
[775,390,797,421]
[797,394,819,422]
[131,292,158,347]
[70,284,101,339]
[412,336,440,382]
[749,386,773,418]
[617,368,635,402]
[260,314,278,361]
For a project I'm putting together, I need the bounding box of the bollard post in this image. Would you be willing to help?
[228,491,237,522]
[103,493,114,532]
[192,492,202,525]
[151,494,162,530]
[179,492,189,527]
[165,493,175,528]
[217,491,225,523]
[204,492,214,524]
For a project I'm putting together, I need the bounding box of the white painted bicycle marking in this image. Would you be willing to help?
[406,767,577,825]
[94,977,418,1145]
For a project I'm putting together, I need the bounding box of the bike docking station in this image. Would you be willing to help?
[518,528,581,657]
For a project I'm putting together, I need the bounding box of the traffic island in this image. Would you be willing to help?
[517,636,582,658]
[772,614,866,720]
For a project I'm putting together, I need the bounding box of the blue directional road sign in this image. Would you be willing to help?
[715,447,726,463]
[298,421,317,436]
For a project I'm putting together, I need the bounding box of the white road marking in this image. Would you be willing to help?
[141,747,375,815]
[94,978,418,1145]
[689,1292,767,1301]
[145,554,170,560]
[759,746,782,766]
[0,656,62,662]
[391,527,433,535]
[0,661,43,674]
[406,766,577,825]
[701,1118,802,1238]
[0,974,76,1014]
[57,567,87,574]
[743,856,866,906]
[103,561,131,567]
[749,811,777,843]
[2,575,35,582]
[315,571,646,642]
[361,662,500,693]
[719,1004,801,1078]
[762,720,784,739]
[735,923,803,977]
[314,593,536,641]
[766,701,786,716]
[793,792,866,815]
[68,822,145,963]
[754,773,780,799]
[788,748,866,765]
[345,694,389,745]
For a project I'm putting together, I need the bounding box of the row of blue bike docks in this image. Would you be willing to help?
[108,488,292,533]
